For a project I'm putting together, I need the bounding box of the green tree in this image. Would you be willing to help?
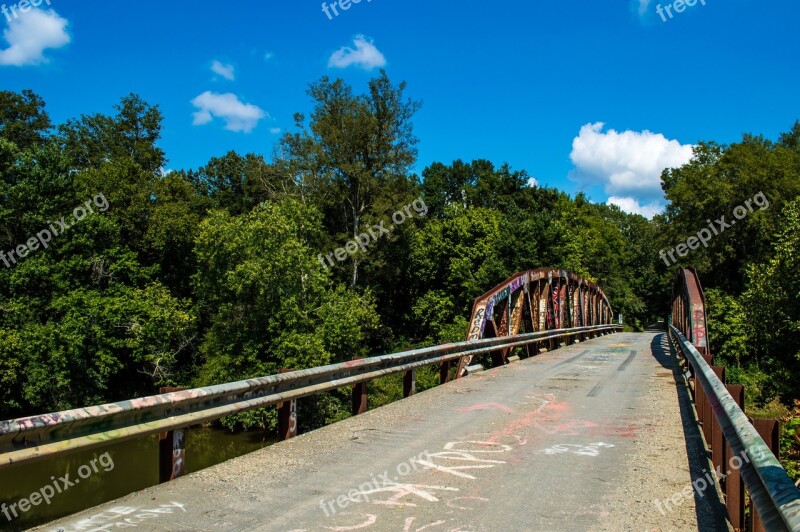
[421,159,536,217]
[0,89,52,151]
[741,197,800,402]
[60,93,165,175]
[409,206,506,342]
[192,199,380,429]
[143,171,207,297]
[661,124,800,292]
[192,151,285,215]
[278,71,422,288]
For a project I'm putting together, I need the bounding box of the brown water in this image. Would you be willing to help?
[0,427,275,531]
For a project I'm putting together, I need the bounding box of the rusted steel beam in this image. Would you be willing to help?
[700,355,715,442]
[278,400,298,441]
[673,268,710,354]
[548,279,557,351]
[492,289,527,364]
[695,375,704,424]
[522,289,534,358]
[351,382,367,416]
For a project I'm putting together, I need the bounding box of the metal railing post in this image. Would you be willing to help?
[278,369,298,441]
[725,384,745,531]
[351,357,368,415]
[158,386,187,483]
[403,369,416,397]
[711,366,726,472]
[440,360,452,383]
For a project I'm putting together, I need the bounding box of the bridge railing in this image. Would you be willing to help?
[671,267,800,530]
[669,326,800,531]
[0,323,621,477]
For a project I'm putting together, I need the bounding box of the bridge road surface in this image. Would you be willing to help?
[42,330,729,532]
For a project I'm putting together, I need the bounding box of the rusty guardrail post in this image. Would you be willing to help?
[278,369,298,441]
[351,357,368,415]
[751,419,781,532]
[725,384,745,531]
[490,350,505,368]
[403,368,416,397]
[440,359,452,383]
[711,366,726,471]
[159,386,187,483]
[695,362,705,429]
[701,354,714,445]
[522,341,532,359]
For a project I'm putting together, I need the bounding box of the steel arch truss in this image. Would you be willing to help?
[455,268,616,377]
[671,267,709,355]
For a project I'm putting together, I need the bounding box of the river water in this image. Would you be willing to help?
[0,427,275,531]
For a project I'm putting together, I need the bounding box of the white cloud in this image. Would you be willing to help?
[0,9,70,66]
[269,127,281,134]
[608,196,663,218]
[570,122,694,201]
[211,60,235,80]
[638,0,651,16]
[328,35,386,70]
[526,177,538,188]
[191,91,267,133]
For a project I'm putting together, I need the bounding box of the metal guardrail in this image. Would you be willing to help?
[0,324,621,471]
[670,325,800,532]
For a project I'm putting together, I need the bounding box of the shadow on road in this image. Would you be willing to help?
[650,331,729,531]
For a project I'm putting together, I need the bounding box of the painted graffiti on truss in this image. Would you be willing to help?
[459,268,615,376]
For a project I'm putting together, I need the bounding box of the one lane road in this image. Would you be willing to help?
[42,330,728,532]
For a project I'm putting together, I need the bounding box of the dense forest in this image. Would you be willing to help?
[0,73,798,474]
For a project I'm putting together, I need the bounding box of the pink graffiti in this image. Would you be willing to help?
[488,394,569,442]
[457,403,513,414]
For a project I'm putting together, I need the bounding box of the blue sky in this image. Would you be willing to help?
[1,0,798,216]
